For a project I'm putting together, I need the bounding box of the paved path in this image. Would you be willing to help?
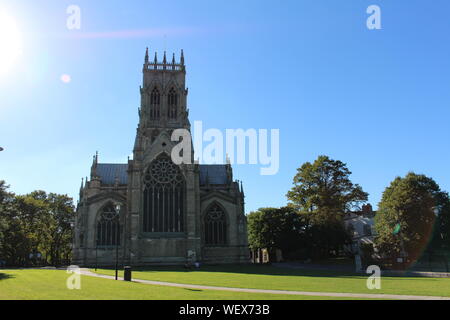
[273,262,450,278]
[79,269,450,300]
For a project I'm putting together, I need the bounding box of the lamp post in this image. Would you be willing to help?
[69,220,75,266]
[95,239,98,272]
[114,203,121,280]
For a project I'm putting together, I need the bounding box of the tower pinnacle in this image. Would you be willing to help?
[145,47,149,64]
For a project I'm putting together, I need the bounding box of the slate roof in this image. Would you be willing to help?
[199,165,228,185]
[96,164,128,185]
[96,163,228,186]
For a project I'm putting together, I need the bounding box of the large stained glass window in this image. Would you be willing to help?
[204,204,227,245]
[143,156,185,233]
[96,204,121,246]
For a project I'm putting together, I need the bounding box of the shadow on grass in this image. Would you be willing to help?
[99,264,370,279]
[96,261,450,281]
[184,288,203,292]
[0,273,14,281]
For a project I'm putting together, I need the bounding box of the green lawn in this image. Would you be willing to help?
[0,269,370,300]
[93,264,450,298]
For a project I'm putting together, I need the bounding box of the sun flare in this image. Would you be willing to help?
[0,10,22,75]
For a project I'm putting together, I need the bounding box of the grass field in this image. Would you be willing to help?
[93,264,450,298]
[0,269,373,300]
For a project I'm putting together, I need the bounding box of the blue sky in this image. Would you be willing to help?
[1,0,450,213]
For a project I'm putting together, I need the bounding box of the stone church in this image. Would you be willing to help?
[73,48,249,266]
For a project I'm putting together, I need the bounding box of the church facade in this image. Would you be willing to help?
[73,49,249,266]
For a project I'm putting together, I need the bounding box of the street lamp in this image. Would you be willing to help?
[95,239,98,272]
[114,203,121,280]
[69,220,75,267]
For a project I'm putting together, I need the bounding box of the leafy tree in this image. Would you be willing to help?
[2,194,49,265]
[45,193,75,266]
[286,156,367,259]
[374,172,450,264]
[247,207,306,260]
[287,155,368,225]
[0,182,75,266]
[306,222,352,259]
[430,192,450,252]
[0,181,13,257]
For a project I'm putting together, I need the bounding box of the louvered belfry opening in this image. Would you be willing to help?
[143,155,185,233]
[204,203,227,245]
[167,87,178,119]
[97,203,121,246]
[150,87,161,120]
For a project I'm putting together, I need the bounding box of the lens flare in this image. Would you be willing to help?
[0,10,22,76]
[60,74,71,84]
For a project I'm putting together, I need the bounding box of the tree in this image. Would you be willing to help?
[0,182,75,267]
[247,207,306,261]
[45,193,75,266]
[0,181,13,258]
[286,156,367,259]
[287,155,368,225]
[306,222,352,260]
[374,172,450,264]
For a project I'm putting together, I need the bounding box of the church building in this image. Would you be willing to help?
[73,48,249,266]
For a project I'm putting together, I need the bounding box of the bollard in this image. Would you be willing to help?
[124,266,132,281]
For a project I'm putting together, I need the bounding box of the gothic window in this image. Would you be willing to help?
[143,155,185,233]
[150,87,160,119]
[204,204,227,245]
[167,87,178,119]
[96,204,121,246]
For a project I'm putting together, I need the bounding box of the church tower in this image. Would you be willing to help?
[126,48,201,264]
[73,48,249,266]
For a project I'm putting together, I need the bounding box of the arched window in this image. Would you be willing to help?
[204,204,227,245]
[96,204,121,246]
[150,87,160,119]
[167,88,177,119]
[143,155,185,233]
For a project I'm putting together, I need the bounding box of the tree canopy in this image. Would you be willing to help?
[0,180,75,266]
[374,172,450,263]
[247,207,306,258]
[287,155,368,225]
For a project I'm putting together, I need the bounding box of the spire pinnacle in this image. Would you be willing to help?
[145,47,149,63]
[163,51,167,69]
[180,49,185,65]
